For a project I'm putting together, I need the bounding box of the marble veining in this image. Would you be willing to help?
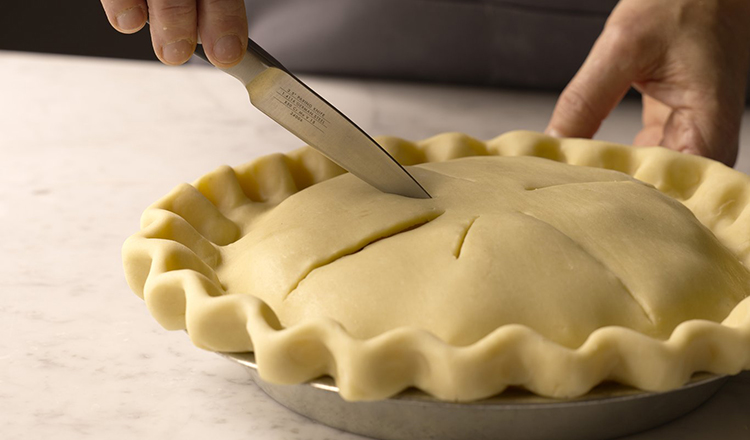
[1,50,749,440]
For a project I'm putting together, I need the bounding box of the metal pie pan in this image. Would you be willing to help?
[222,352,728,440]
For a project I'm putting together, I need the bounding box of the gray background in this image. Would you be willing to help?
[1,1,748,96]
[0,0,614,90]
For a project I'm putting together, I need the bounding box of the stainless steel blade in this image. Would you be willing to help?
[193,42,430,199]
[245,67,430,198]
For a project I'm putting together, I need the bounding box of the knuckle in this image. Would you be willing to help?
[596,18,658,75]
[103,0,143,16]
[557,86,599,130]
[202,0,245,17]
[102,0,125,10]
[153,0,196,25]
[101,0,119,13]
[601,20,645,58]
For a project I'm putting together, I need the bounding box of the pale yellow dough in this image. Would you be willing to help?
[123,131,750,401]
[219,155,748,348]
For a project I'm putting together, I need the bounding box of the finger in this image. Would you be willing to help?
[637,78,742,166]
[101,0,148,34]
[660,102,739,166]
[148,0,198,65]
[633,94,670,146]
[546,28,640,139]
[197,0,248,67]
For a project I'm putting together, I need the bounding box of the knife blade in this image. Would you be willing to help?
[193,41,431,199]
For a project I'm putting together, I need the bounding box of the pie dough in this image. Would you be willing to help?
[123,131,750,401]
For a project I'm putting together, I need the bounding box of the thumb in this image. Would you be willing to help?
[546,30,639,139]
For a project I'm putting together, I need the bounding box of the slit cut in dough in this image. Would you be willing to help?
[216,155,750,348]
[123,131,750,401]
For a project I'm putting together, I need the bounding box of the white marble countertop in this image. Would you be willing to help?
[2,50,749,440]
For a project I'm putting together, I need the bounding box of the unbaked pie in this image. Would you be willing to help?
[123,131,750,401]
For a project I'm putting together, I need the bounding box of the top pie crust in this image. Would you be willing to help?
[123,131,750,401]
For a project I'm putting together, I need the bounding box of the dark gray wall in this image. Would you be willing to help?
[3,1,748,102]
[0,1,155,61]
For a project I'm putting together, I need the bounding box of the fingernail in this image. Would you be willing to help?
[115,6,146,32]
[213,35,242,64]
[162,40,193,65]
[545,127,562,138]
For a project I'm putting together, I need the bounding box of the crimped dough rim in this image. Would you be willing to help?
[123,131,750,401]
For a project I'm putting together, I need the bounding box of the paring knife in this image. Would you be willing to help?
[193,40,431,199]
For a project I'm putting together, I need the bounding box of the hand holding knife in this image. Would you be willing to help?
[193,38,431,199]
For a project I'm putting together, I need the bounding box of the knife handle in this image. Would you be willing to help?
[193,38,288,85]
